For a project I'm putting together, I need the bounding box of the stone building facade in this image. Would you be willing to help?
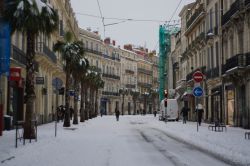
[170,0,250,128]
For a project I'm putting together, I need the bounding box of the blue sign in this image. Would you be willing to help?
[0,19,11,76]
[193,87,203,97]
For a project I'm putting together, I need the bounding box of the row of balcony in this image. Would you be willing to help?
[222,53,250,74]
[186,32,206,53]
[102,73,120,80]
[186,4,205,31]
[205,66,219,80]
[137,68,152,75]
[222,0,241,26]
[125,84,136,89]
[182,53,250,82]
[125,69,135,74]
[36,42,57,63]
[12,45,26,66]
[102,91,119,96]
[84,47,121,62]
[138,82,152,88]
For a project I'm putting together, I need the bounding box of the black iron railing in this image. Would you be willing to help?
[138,82,152,88]
[137,68,152,75]
[205,67,219,80]
[125,69,135,74]
[102,91,119,96]
[186,4,205,29]
[43,45,57,63]
[12,45,26,65]
[102,73,120,80]
[125,84,136,89]
[84,48,102,56]
[222,0,240,26]
[222,54,244,73]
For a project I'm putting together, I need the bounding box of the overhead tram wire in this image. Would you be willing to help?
[96,0,106,37]
[75,12,180,23]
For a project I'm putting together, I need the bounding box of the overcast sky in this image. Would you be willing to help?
[71,0,195,52]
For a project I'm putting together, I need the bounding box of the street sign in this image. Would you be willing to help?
[193,87,203,97]
[192,71,204,83]
[36,77,44,84]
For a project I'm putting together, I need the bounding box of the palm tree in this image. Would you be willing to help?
[93,74,104,117]
[53,32,84,127]
[3,0,58,138]
[72,58,89,124]
[80,71,88,122]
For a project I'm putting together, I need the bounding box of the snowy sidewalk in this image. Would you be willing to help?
[0,115,250,166]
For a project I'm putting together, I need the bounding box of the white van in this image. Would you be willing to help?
[159,99,179,121]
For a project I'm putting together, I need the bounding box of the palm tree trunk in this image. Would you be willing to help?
[80,82,85,122]
[23,32,36,139]
[63,69,71,127]
[73,81,79,125]
[95,89,98,117]
[84,86,88,120]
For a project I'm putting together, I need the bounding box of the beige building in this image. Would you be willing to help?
[221,0,250,128]
[3,0,78,125]
[171,0,250,129]
[120,48,137,115]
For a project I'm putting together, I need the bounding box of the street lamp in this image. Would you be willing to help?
[119,88,128,115]
[130,89,140,115]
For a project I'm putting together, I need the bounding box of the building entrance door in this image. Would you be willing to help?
[227,90,234,126]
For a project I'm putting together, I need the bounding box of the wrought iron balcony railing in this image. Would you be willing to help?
[186,4,205,30]
[245,0,250,6]
[102,91,119,96]
[205,67,219,80]
[137,68,152,75]
[138,82,152,88]
[102,73,120,80]
[222,54,245,74]
[84,48,102,56]
[125,69,135,74]
[125,84,136,89]
[36,42,57,63]
[222,0,240,26]
[12,45,26,65]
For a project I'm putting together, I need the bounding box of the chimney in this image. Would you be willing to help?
[104,37,111,45]
[146,48,148,53]
[112,40,116,46]
[124,44,132,51]
[87,27,91,31]
[93,31,98,35]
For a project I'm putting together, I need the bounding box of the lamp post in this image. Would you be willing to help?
[119,88,128,115]
[130,89,140,115]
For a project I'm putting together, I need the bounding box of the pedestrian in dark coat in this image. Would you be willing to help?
[196,104,204,126]
[115,108,120,121]
[180,104,189,124]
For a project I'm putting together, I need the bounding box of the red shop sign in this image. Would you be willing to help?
[9,67,21,81]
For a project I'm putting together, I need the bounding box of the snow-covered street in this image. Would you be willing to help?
[1,115,250,166]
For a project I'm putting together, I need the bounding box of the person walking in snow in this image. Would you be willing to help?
[115,108,120,121]
[180,103,189,124]
[196,104,204,126]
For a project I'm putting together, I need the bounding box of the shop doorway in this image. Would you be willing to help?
[227,90,234,126]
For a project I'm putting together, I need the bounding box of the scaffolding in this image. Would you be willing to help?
[158,24,179,101]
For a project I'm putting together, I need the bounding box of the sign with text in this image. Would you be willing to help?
[36,77,44,84]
